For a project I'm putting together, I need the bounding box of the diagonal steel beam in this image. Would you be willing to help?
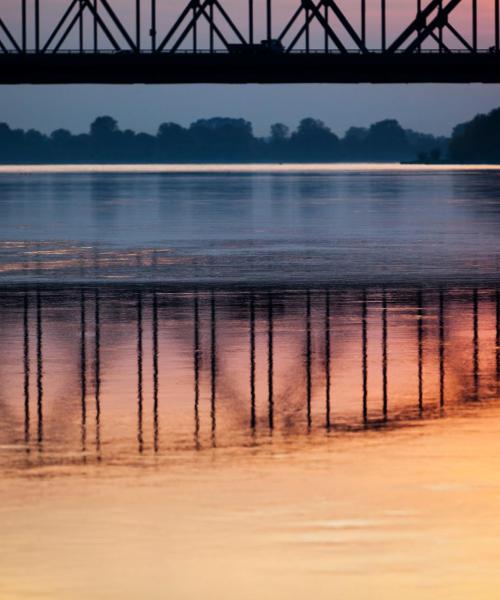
[284,0,368,53]
[277,4,304,43]
[212,0,246,44]
[81,0,121,51]
[98,0,137,50]
[284,6,316,52]
[41,0,119,53]
[169,0,231,53]
[387,0,462,53]
[429,29,451,51]
[0,18,21,52]
[156,0,196,53]
[403,0,463,53]
[169,0,212,53]
[197,4,230,48]
[322,0,368,52]
[446,21,473,51]
[387,0,443,52]
[305,0,347,52]
[42,0,79,53]
[52,1,87,52]
[285,0,347,54]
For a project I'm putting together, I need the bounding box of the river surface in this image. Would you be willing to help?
[1,165,500,600]
[0,163,500,284]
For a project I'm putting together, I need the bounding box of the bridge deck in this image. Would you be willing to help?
[1,52,499,84]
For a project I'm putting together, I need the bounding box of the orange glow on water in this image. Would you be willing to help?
[0,286,498,458]
[0,285,499,599]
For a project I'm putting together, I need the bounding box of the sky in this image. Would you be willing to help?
[1,0,500,137]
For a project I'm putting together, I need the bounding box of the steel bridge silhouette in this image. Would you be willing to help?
[0,0,499,83]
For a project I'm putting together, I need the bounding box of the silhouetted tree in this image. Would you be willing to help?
[189,117,256,160]
[270,123,289,142]
[267,123,290,160]
[157,122,189,161]
[341,126,368,160]
[449,107,500,163]
[289,118,340,161]
[364,120,409,160]
[90,116,119,139]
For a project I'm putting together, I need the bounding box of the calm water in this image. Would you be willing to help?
[1,165,500,600]
[0,164,500,284]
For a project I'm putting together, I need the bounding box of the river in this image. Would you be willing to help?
[0,164,499,599]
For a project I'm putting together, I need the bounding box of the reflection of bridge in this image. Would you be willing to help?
[0,285,498,460]
[0,0,499,82]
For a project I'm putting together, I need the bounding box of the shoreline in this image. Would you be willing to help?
[0,162,500,173]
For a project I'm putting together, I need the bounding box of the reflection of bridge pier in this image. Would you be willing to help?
[496,290,500,387]
[267,293,274,430]
[80,289,87,454]
[152,291,159,453]
[78,289,102,458]
[249,294,256,430]
[210,291,217,446]
[6,285,500,459]
[362,290,368,422]
[417,289,424,413]
[439,290,445,407]
[95,288,101,456]
[472,289,479,401]
[137,291,144,453]
[325,290,331,429]
[36,291,43,449]
[305,291,312,428]
[23,293,30,445]
[193,292,201,447]
[382,289,388,418]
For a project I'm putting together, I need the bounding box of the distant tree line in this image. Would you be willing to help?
[0,109,494,164]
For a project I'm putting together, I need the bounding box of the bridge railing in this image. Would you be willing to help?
[0,0,498,55]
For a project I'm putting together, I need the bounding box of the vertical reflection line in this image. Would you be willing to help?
[306,290,312,429]
[439,290,445,407]
[250,294,256,430]
[210,291,217,445]
[193,292,200,448]
[473,288,479,401]
[362,290,368,423]
[152,291,159,453]
[496,289,500,388]
[36,291,43,449]
[137,291,144,453]
[382,289,388,419]
[417,289,424,413]
[94,288,101,456]
[23,293,30,445]
[325,289,331,429]
[80,289,87,455]
[152,249,158,274]
[267,292,274,430]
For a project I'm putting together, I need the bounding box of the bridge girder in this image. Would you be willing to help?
[0,52,499,84]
